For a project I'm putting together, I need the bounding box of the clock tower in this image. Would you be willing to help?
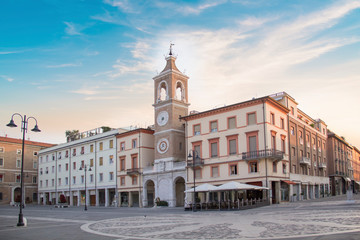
[142,45,189,207]
[153,46,189,162]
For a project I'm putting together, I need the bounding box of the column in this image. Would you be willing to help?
[55,192,59,205]
[95,189,99,206]
[86,189,90,207]
[77,190,80,206]
[129,192,132,207]
[38,192,41,205]
[105,188,109,207]
[43,193,46,205]
[70,191,73,206]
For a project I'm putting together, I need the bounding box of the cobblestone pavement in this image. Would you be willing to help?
[81,197,360,240]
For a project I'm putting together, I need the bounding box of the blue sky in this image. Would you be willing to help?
[1,0,360,147]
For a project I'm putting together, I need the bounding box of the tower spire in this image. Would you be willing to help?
[169,42,174,56]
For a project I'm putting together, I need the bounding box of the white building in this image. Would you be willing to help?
[38,128,125,207]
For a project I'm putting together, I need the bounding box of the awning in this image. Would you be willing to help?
[184,183,218,193]
[281,180,297,185]
[215,181,258,191]
[355,181,360,186]
[342,177,351,182]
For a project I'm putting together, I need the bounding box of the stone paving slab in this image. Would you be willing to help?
[81,200,360,240]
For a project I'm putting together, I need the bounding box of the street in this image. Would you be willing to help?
[0,194,359,240]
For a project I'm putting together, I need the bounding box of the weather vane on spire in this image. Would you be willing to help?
[169,42,175,56]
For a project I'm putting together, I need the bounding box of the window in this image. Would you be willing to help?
[247,113,256,125]
[90,174,93,183]
[16,159,21,168]
[40,168,43,175]
[291,107,294,115]
[273,162,277,172]
[210,121,218,133]
[46,155,49,161]
[40,180,42,187]
[65,177,68,185]
[90,144,94,153]
[72,149,76,156]
[249,162,258,173]
[65,150,69,158]
[17,149,22,155]
[73,176,76,184]
[270,113,275,125]
[300,150,303,157]
[228,138,237,155]
[299,131,303,145]
[230,165,237,175]
[52,166,55,173]
[281,138,286,153]
[132,139,137,148]
[109,172,114,181]
[99,142,103,151]
[46,180,48,187]
[120,142,125,151]
[132,176,137,185]
[120,157,125,171]
[209,138,219,158]
[66,163,69,171]
[280,118,284,129]
[51,179,54,187]
[109,155,114,164]
[99,173,103,182]
[228,117,236,129]
[81,146,85,154]
[271,135,276,150]
[211,166,219,178]
[109,140,114,149]
[283,163,287,174]
[0,158,4,167]
[99,157,103,166]
[81,175,84,184]
[46,167,49,174]
[90,159,94,167]
[73,162,76,170]
[194,168,201,179]
[58,164,61,172]
[58,178,61,186]
[292,147,296,156]
[120,176,125,186]
[33,161,37,169]
[132,155,138,169]
[33,151,38,156]
[0,147,4,153]
[0,174,3,182]
[290,127,295,135]
[81,160,84,168]
[52,154,55,161]
[193,124,201,135]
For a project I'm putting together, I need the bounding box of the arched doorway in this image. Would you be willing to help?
[175,177,185,207]
[146,180,155,207]
[14,187,21,203]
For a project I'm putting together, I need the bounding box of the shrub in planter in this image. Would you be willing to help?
[59,194,67,204]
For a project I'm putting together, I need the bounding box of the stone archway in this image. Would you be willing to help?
[175,177,185,207]
[145,180,155,207]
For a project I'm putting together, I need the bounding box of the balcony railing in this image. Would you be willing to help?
[126,168,141,175]
[187,158,204,167]
[299,157,311,165]
[319,162,327,169]
[241,149,284,161]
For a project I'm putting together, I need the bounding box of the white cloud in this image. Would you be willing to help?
[70,88,99,95]
[64,22,82,35]
[46,63,82,68]
[155,0,227,15]
[1,75,14,82]
[104,0,139,13]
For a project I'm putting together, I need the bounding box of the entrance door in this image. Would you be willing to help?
[271,181,277,204]
[175,178,185,207]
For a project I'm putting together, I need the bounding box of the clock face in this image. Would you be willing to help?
[157,138,169,154]
[157,111,169,126]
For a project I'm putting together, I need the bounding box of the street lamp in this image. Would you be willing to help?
[6,113,41,227]
[187,150,201,212]
[79,164,91,211]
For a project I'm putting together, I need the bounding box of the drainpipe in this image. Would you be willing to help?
[138,131,142,207]
[55,151,57,205]
[95,140,97,206]
[262,100,268,188]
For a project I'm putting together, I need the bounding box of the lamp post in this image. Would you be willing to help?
[187,150,200,212]
[79,164,91,211]
[6,113,41,227]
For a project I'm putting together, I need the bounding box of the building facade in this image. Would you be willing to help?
[327,130,353,195]
[117,128,154,207]
[0,137,53,205]
[271,92,329,200]
[352,147,360,192]
[38,128,124,206]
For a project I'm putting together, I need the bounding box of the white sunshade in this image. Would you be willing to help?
[184,183,218,193]
[215,181,260,191]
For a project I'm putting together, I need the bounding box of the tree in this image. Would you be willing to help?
[65,130,79,142]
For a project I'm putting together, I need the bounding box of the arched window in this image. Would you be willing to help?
[157,81,168,102]
[175,81,185,101]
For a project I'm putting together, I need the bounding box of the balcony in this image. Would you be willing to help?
[319,162,327,169]
[187,158,204,167]
[348,165,353,170]
[126,168,140,175]
[299,157,311,166]
[241,149,284,161]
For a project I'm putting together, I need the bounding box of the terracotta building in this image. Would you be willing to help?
[0,136,54,205]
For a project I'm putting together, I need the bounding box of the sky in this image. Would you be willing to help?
[1,0,360,148]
